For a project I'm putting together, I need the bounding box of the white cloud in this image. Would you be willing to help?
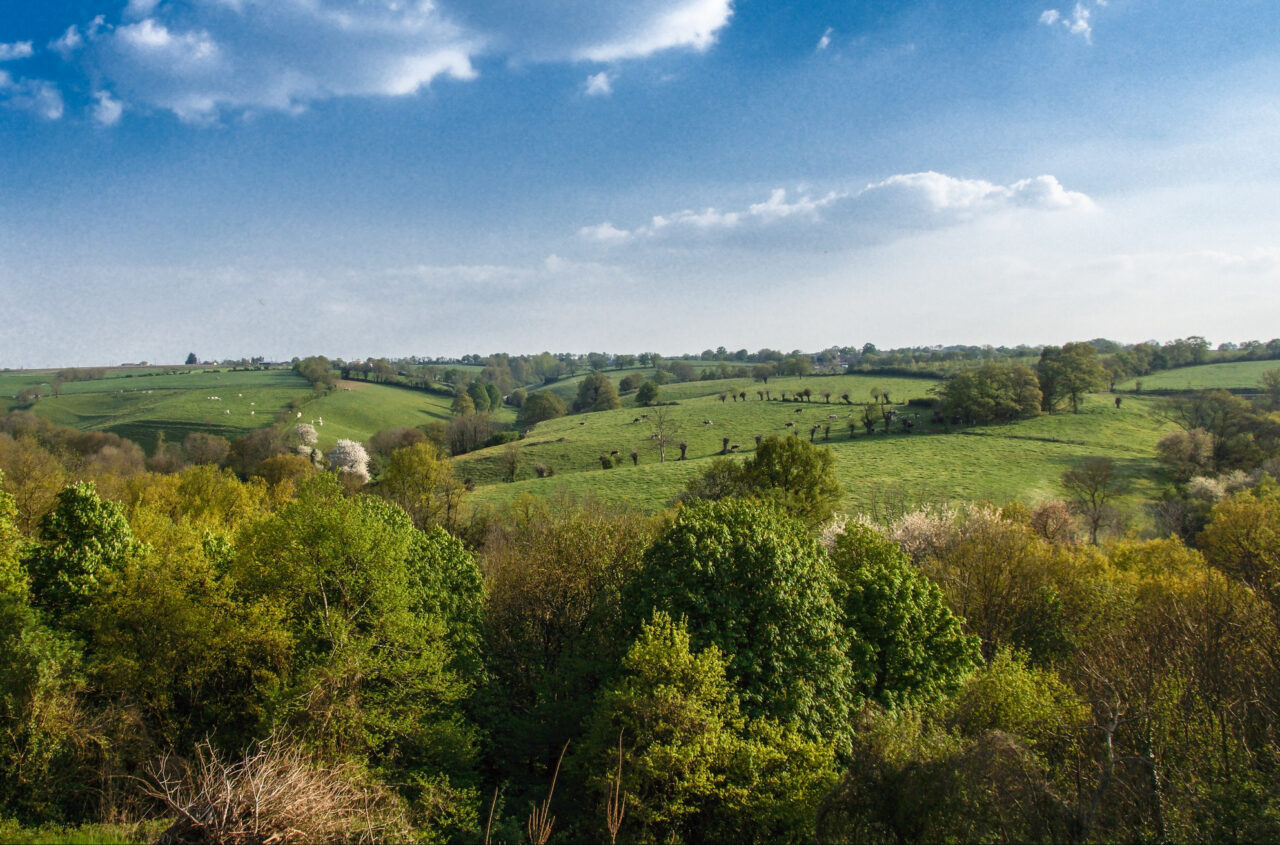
[92,90,124,126]
[579,222,633,244]
[450,0,733,63]
[22,1,732,123]
[0,72,64,119]
[91,3,481,121]
[1040,1,1102,43]
[124,0,163,19]
[49,17,105,57]
[571,0,733,62]
[0,41,34,61]
[582,173,1093,248]
[817,27,833,51]
[584,71,613,97]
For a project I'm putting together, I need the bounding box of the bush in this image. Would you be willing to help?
[142,735,409,845]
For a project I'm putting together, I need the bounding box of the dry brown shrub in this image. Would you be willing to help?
[142,735,407,845]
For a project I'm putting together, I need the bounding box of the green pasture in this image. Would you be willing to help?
[1116,360,1277,392]
[529,369,939,409]
[2,369,311,451]
[303,381,514,449]
[1,367,487,453]
[462,393,1173,518]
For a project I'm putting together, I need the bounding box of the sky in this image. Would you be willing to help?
[1,0,1278,367]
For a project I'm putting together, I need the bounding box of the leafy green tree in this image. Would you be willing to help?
[479,497,654,803]
[934,363,1041,425]
[948,647,1086,758]
[376,441,466,533]
[627,499,856,746]
[1155,390,1280,472]
[466,380,491,413]
[234,475,480,779]
[1198,482,1280,613]
[829,523,980,708]
[581,612,836,844]
[574,371,622,413]
[25,482,141,616]
[1038,342,1107,413]
[451,389,475,416]
[635,380,660,407]
[516,391,567,428]
[293,355,337,392]
[680,436,843,529]
[819,707,1070,844]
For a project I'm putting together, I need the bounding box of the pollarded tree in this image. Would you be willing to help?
[828,523,981,708]
[574,371,622,413]
[626,498,857,747]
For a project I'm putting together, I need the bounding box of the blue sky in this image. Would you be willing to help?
[2,0,1278,366]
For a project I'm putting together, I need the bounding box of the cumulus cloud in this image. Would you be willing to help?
[24,0,731,123]
[584,71,613,96]
[0,42,34,62]
[0,72,64,119]
[581,172,1093,248]
[81,2,480,122]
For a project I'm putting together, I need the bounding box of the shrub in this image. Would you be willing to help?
[142,735,409,845]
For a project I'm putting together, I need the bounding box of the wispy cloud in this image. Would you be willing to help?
[816,27,833,51]
[0,72,64,119]
[0,41,34,62]
[584,71,613,97]
[1040,1,1104,43]
[582,172,1094,248]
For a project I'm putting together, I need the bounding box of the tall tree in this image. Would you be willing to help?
[574,371,622,413]
[1038,343,1107,413]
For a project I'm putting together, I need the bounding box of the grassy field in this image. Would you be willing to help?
[459,388,1173,518]
[0,367,488,452]
[531,369,939,408]
[1116,360,1278,392]
[304,380,514,449]
[3,362,1179,519]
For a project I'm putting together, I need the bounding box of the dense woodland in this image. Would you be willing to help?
[2,338,1280,843]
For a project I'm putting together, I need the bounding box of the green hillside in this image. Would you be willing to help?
[459,388,1173,516]
[1116,360,1278,392]
[0,367,487,452]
